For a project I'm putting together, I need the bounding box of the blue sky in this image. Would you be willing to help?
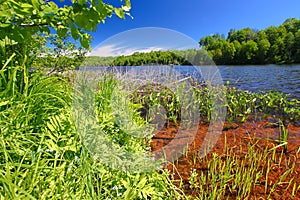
[88,27,199,56]
[91,0,300,46]
[54,0,300,56]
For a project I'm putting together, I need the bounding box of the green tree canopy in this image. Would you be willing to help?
[0,0,131,49]
[0,0,131,92]
[200,18,300,65]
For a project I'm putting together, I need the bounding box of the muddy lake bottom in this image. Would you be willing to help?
[150,118,300,199]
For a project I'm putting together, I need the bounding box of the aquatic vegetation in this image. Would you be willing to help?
[269,120,290,153]
[184,139,299,199]
[131,83,181,124]
[134,78,300,125]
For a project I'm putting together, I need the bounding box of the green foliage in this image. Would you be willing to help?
[195,147,263,199]
[200,18,300,65]
[131,83,181,123]
[128,78,300,125]
[1,3,299,198]
[191,139,297,199]
[112,51,191,66]
[0,0,132,94]
[0,0,131,49]
[0,1,186,199]
[34,34,87,73]
[0,71,182,199]
[192,83,300,123]
[82,56,115,66]
[95,74,151,152]
[82,49,214,67]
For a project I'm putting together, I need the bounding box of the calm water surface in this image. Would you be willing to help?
[218,65,300,100]
[170,65,300,100]
[81,65,300,100]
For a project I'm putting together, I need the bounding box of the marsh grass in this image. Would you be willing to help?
[278,120,289,153]
[266,120,290,154]
[189,142,264,199]
[179,136,300,199]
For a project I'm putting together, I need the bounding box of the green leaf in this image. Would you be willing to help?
[20,3,34,8]
[0,23,10,28]
[80,36,90,49]
[0,10,11,17]
[114,8,124,19]
[57,27,68,37]
[74,13,88,28]
[125,0,131,8]
[48,1,58,10]
[41,26,50,34]
[137,176,147,188]
[31,0,41,10]
[70,24,79,40]
[122,5,130,12]
[78,0,86,5]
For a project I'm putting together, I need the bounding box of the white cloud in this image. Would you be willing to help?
[87,44,165,57]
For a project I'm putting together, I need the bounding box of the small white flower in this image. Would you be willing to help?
[46,149,54,153]
[55,152,60,158]
[117,193,122,197]
[75,156,80,162]
[112,185,118,190]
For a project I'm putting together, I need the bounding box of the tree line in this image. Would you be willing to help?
[112,51,191,66]
[83,49,215,66]
[200,18,300,65]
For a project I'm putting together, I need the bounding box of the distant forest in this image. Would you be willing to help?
[82,18,300,66]
[82,50,213,66]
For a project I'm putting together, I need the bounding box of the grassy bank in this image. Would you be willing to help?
[1,67,300,199]
[0,71,183,199]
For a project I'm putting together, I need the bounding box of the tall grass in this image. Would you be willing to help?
[0,72,77,198]
[0,66,183,199]
[186,138,299,199]
[189,142,263,199]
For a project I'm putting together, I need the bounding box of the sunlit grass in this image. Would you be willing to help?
[0,70,183,199]
[181,138,300,199]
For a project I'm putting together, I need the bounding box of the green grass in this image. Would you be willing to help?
[189,142,264,199]
[0,70,183,199]
[184,138,299,199]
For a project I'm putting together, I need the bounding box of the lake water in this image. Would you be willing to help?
[167,65,300,100]
[218,65,300,100]
[80,65,300,100]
